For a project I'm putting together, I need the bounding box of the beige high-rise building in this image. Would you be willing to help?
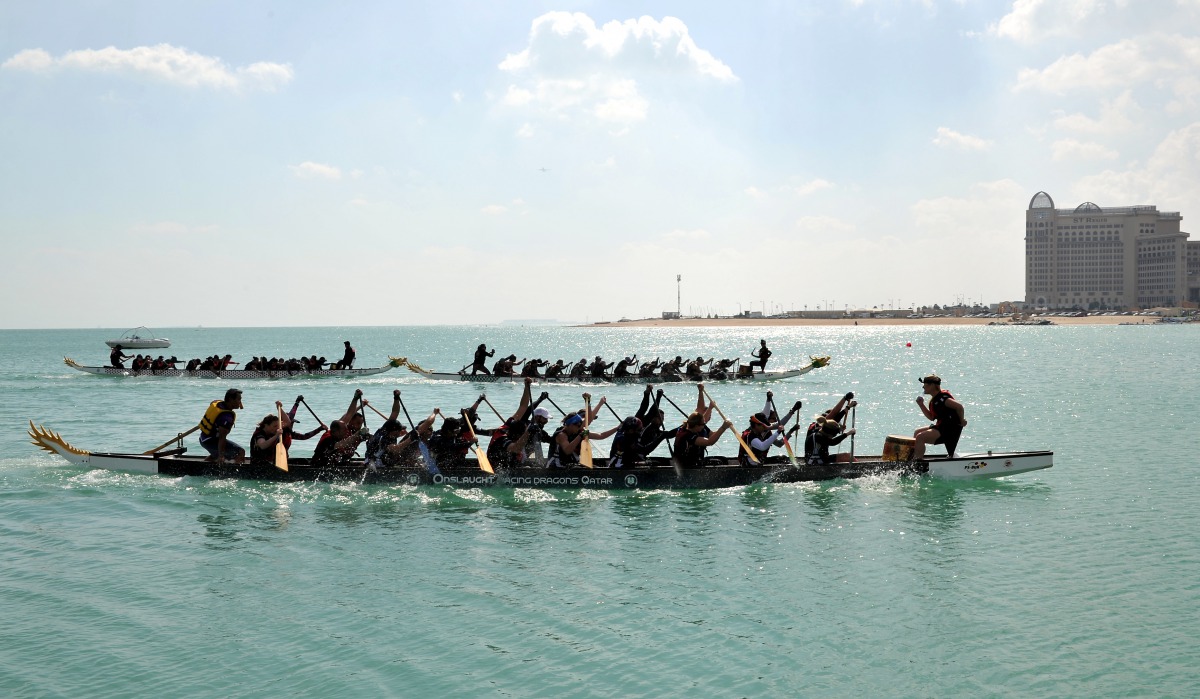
[1025,191,1189,309]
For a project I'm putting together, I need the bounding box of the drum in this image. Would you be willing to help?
[736,365,754,378]
[881,435,915,462]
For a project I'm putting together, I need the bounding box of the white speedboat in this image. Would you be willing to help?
[105,327,171,349]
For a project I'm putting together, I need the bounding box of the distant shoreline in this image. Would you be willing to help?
[584,315,1165,328]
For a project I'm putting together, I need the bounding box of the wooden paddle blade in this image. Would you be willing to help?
[275,406,289,472]
[580,438,593,468]
[708,394,759,465]
[474,445,494,474]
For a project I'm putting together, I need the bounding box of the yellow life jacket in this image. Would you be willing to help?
[199,400,236,437]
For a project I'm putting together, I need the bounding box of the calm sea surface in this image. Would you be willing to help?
[1,325,1197,698]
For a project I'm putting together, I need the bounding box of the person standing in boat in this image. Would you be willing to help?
[199,388,245,464]
[749,340,772,373]
[109,344,132,368]
[471,344,495,375]
[337,341,356,370]
[913,374,967,459]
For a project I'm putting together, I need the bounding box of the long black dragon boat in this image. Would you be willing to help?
[63,356,412,379]
[404,356,831,384]
[30,423,1053,489]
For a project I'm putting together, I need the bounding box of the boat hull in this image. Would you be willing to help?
[63,358,397,380]
[29,424,1052,488]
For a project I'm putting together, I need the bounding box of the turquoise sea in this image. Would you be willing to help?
[1,324,1197,698]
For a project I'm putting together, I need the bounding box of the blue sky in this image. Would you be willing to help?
[3,0,1199,327]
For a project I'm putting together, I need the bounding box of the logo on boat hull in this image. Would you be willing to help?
[965,461,989,471]
[624,474,638,487]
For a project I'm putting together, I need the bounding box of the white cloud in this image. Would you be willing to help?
[2,44,292,92]
[1052,138,1119,161]
[744,186,768,200]
[516,123,535,138]
[452,91,463,103]
[793,178,835,196]
[497,12,735,127]
[350,197,369,207]
[1052,90,1139,134]
[910,179,1026,239]
[482,204,508,215]
[1073,122,1200,210]
[661,228,711,241]
[990,0,1120,42]
[1014,35,1200,101]
[932,126,992,151]
[291,161,342,180]
[795,216,855,234]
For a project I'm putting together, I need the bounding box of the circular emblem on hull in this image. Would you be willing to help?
[624,474,638,487]
[406,473,420,486]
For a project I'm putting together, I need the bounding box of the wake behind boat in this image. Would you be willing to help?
[63,356,413,380]
[29,422,1052,488]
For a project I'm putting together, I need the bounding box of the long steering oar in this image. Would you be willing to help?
[461,411,494,474]
[275,404,289,472]
[850,404,856,461]
[580,394,594,468]
[397,393,439,475]
[702,386,759,465]
[144,424,200,455]
[769,398,799,468]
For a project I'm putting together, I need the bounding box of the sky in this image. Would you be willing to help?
[3,0,1200,327]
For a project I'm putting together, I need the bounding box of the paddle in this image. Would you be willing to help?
[398,393,439,475]
[482,396,505,422]
[580,394,593,468]
[660,391,690,418]
[544,396,568,417]
[769,398,799,468]
[603,401,623,422]
[299,397,326,429]
[701,386,760,465]
[461,410,494,474]
[275,404,289,472]
[143,424,200,455]
[850,404,857,460]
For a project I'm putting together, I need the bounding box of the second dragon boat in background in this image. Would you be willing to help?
[63,356,415,380]
[399,355,832,384]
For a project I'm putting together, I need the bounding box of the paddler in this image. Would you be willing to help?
[198,388,245,464]
[546,393,618,468]
[804,392,857,465]
[613,355,638,378]
[739,392,803,466]
[913,374,967,459]
[672,384,733,468]
[544,360,567,379]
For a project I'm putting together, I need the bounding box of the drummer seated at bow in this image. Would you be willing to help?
[803,392,857,465]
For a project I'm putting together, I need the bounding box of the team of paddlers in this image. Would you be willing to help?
[466,341,775,381]
[190,376,971,478]
[109,341,358,374]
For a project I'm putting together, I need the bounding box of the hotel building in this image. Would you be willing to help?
[1025,191,1191,309]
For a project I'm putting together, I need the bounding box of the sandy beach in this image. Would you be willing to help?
[589,315,1165,328]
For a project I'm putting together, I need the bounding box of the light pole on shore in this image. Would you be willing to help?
[676,274,681,317]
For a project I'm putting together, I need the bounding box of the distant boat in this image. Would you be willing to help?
[105,327,171,349]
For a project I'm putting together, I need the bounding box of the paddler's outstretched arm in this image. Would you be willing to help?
[509,378,534,423]
[387,390,402,422]
[340,389,363,424]
[695,420,733,448]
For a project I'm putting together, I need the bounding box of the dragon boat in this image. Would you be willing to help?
[62,356,416,380]
[29,422,1052,489]
[401,356,831,384]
